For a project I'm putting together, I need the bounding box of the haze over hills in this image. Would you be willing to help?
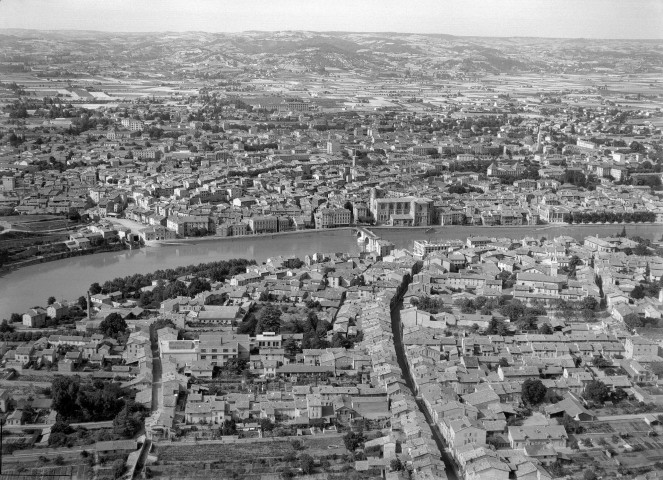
[0,29,661,78]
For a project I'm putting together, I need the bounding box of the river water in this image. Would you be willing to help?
[1,223,660,319]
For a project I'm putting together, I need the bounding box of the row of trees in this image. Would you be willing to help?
[89,258,255,297]
[631,279,662,300]
[49,404,146,450]
[138,277,212,309]
[410,295,447,314]
[624,313,661,330]
[237,303,337,350]
[52,376,126,422]
[458,295,599,331]
[553,297,599,323]
[0,327,83,343]
[522,377,624,409]
[563,211,656,225]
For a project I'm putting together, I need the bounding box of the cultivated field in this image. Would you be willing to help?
[149,435,381,480]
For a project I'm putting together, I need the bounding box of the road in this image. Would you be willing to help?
[151,352,162,412]
[390,295,459,480]
[0,379,51,388]
[595,413,663,421]
[131,331,161,479]
[1,420,113,432]
[132,438,152,479]
[106,216,150,233]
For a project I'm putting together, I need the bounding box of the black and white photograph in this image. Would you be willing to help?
[0,1,662,479]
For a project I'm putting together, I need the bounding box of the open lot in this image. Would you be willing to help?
[150,434,371,480]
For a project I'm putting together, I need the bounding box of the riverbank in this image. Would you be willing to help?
[2,222,660,276]
[139,220,663,248]
[155,226,357,246]
[1,222,661,319]
[373,222,663,249]
[0,243,131,275]
[0,228,358,276]
[371,221,660,231]
[0,230,363,320]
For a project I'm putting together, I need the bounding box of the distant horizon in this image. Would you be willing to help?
[0,0,662,40]
[0,27,662,42]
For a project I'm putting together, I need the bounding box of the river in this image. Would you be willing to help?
[0,223,660,319]
[373,223,662,248]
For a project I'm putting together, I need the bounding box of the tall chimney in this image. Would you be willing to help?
[87,291,92,319]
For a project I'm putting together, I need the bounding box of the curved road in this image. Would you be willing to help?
[390,296,459,480]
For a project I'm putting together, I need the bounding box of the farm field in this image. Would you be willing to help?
[149,435,382,480]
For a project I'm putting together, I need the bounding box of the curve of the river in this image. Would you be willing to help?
[1,223,660,319]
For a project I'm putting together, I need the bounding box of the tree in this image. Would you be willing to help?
[486,318,507,335]
[538,323,553,335]
[220,419,237,436]
[283,338,300,357]
[187,277,211,297]
[237,316,257,335]
[10,313,21,323]
[584,380,610,404]
[52,376,125,422]
[256,304,282,334]
[631,284,646,300]
[0,248,9,267]
[517,314,538,332]
[99,313,127,339]
[112,401,146,438]
[299,454,314,474]
[47,296,56,305]
[390,458,404,472]
[521,379,547,406]
[634,243,649,256]
[500,300,525,322]
[343,431,366,451]
[0,320,14,333]
[68,208,81,222]
[89,282,102,295]
[344,201,354,222]
[623,312,651,329]
[592,356,611,368]
[222,358,247,375]
[414,295,446,314]
[288,258,304,269]
[569,255,582,271]
[259,418,275,436]
[112,459,125,479]
[77,296,88,310]
[52,377,80,419]
[48,420,74,446]
[455,298,476,314]
[581,297,598,311]
[582,308,596,323]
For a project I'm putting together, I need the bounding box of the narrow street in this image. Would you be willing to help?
[149,323,164,413]
[132,334,162,478]
[390,297,459,480]
[133,438,152,479]
[151,353,162,412]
